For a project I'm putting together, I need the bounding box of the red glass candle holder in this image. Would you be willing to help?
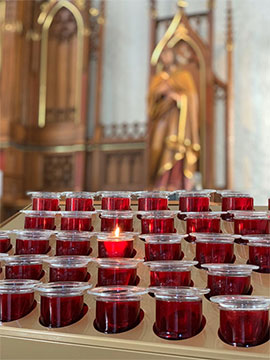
[0,280,39,322]
[99,211,134,232]
[143,234,184,261]
[27,192,61,211]
[94,258,142,286]
[98,191,132,210]
[151,287,209,340]
[4,255,48,280]
[63,192,95,211]
[232,211,270,236]
[60,211,96,231]
[134,191,170,211]
[222,194,253,212]
[185,212,222,242]
[0,231,11,253]
[14,230,53,255]
[195,237,235,265]
[21,210,57,230]
[201,264,258,297]
[211,295,270,347]
[89,286,147,333]
[36,282,91,328]
[177,191,211,213]
[139,211,177,234]
[145,260,197,287]
[96,232,135,258]
[55,231,92,256]
[45,256,92,282]
[247,238,270,273]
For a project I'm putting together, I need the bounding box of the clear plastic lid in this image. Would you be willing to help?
[0,253,9,260]
[210,295,270,310]
[0,280,40,294]
[229,211,270,219]
[3,255,49,266]
[97,191,132,198]
[247,239,270,247]
[149,286,210,301]
[12,230,54,240]
[221,193,252,198]
[201,264,259,276]
[56,231,94,241]
[35,282,92,297]
[88,286,147,301]
[133,191,171,199]
[177,191,211,198]
[20,210,58,217]
[190,233,240,240]
[62,191,95,199]
[141,234,185,244]
[195,237,234,244]
[216,190,245,196]
[97,210,134,218]
[0,230,11,239]
[137,210,177,219]
[95,231,137,242]
[144,260,198,271]
[92,258,143,268]
[44,256,92,268]
[60,211,96,218]
[27,192,61,199]
[242,234,270,241]
[185,212,225,219]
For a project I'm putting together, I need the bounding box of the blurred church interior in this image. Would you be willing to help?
[0,0,269,220]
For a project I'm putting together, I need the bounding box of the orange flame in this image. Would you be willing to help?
[114,226,120,237]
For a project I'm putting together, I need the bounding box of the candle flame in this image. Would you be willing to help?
[114,226,120,237]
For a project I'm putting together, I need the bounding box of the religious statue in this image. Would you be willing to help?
[148,47,200,190]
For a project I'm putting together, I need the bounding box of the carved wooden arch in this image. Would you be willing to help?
[38,0,84,128]
[150,12,214,187]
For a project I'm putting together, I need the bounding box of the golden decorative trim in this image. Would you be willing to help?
[38,0,84,128]
[151,12,182,66]
[26,30,41,41]
[0,0,6,73]
[89,7,99,17]
[2,21,23,33]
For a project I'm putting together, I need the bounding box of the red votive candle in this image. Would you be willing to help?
[139,211,176,234]
[246,237,270,273]
[143,234,184,261]
[145,260,197,287]
[55,231,93,256]
[4,255,47,280]
[177,191,211,213]
[98,191,131,210]
[63,192,95,211]
[89,286,147,333]
[232,211,270,236]
[134,191,170,211]
[94,258,142,286]
[195,237,235,265]
[0,231,11,253]
[27,192,61,211]
[36,282,91,328]
[185,212,222,242]
[211,295,270,347]
[0,280,39,322]
[45,256,91,282]
[21,210,57,230]
[201,264,258,297]
[151,287,209,340]
[99,211,134,232]
[60,211,96,231]
[14,230,53,255]
[97,232,135,258]
[222,194,253,212]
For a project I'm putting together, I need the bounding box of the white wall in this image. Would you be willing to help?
[96,0,270,204]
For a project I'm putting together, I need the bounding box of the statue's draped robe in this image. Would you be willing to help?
[148,69,200,190]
